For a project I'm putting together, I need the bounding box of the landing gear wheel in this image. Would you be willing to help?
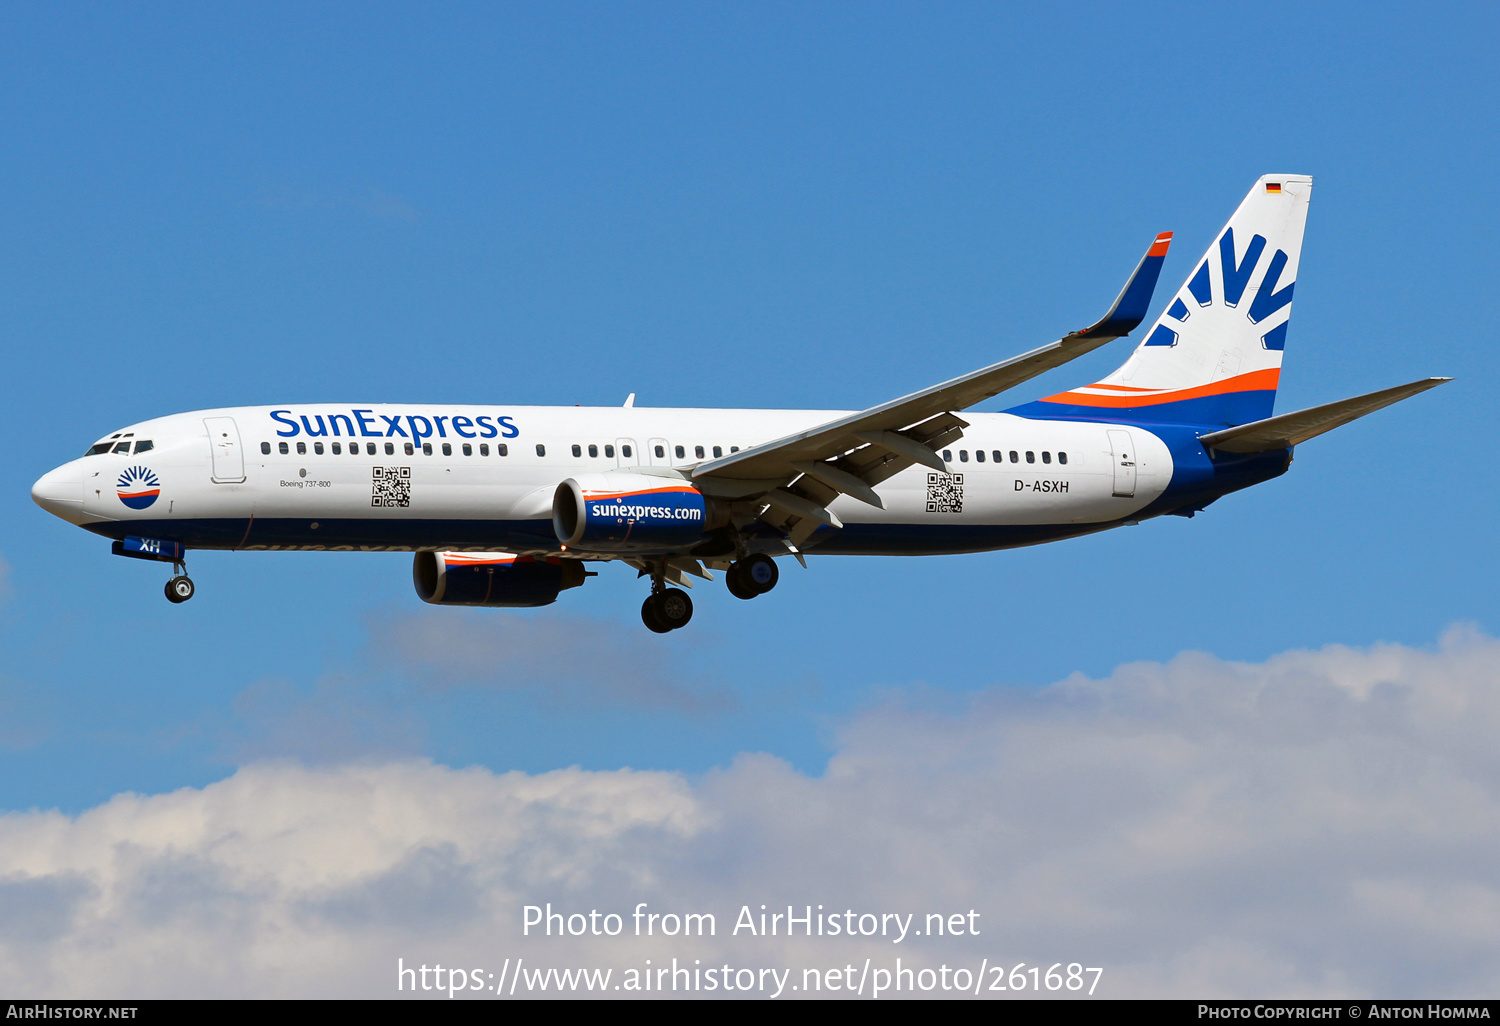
[742,554,779,594]
[641,595,671,633]
[643,587,694,631]
[725,562,758,600]
[165,576,195,603]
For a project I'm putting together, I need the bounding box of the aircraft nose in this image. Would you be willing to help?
[31,462,88,524]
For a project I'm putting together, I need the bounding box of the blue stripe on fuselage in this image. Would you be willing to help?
[83,516,1121,557]
[1122,422,1292,520]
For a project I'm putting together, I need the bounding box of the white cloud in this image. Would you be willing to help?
[2,628,1499,998]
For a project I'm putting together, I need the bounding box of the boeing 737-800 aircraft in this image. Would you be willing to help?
[32,176,1446,631]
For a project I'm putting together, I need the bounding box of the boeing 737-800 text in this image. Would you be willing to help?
[32,176,1447,631]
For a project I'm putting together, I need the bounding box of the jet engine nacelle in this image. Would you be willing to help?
[412,551,585,607]
[553,473,710,552]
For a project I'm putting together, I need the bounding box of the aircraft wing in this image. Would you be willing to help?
[1197,377,1450,454]
[690,232,1174,548]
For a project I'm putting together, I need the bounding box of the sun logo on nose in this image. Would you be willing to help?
[116,465,161,510]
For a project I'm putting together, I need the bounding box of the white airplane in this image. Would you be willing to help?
[32,175,1447,631]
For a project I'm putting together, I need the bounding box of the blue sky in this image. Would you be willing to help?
[3,0,1497,820]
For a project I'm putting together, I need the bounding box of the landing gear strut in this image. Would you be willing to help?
[726,554,778,600]
[164,561,195,604]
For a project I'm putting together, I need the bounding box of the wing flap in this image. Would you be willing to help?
[1198,377,1450,453]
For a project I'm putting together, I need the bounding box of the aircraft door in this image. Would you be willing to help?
[1107,429,1136,498]
[205,417,247,483]
[615,438,639,468]
[648,437,672,467]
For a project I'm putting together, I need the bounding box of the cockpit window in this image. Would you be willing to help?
[133,440,153,454]
[112,442,131,454]
[85,442,113,456]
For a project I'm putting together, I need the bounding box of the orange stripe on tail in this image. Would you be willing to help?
[1042,368,1281,408]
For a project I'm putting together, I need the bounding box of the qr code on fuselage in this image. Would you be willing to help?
[926,472,963,513]
[372,466,411,507]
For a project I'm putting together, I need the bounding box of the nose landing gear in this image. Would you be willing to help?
[164,560,195,604]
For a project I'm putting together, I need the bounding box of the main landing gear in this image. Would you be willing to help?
[164,561,196,604]
[638,558,695,633]
[642,587,693,633]
[638,553,780,631]
[725,554,778,600]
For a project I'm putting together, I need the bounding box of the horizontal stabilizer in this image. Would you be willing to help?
[1197,377,1450,453]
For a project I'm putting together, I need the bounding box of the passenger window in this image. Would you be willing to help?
[536,444,546,457]
[675,445,685,459]
[943,450,952,462]
[621,444,631,457]
[134,440,153,454]
[442,443,453,456]
[588,444,598,458]
[605,444,615,458]
[113,442,131,454]
[1058,452,1068,465]
[959,450,969,463]
[384,442,394,455]
[572,444,582,457]
[314,442,324,455]
[498,444,508,456]
[350,444,359,456]
[404,442,414,456]
[993,450,1002,463]
[366,442,377,455]
[654,445,665,458]
[462,443,472,456]
[480,443,490,456]
[1042,451,1051,464]
[731,446,739,453]
[713,446,722,458]
[1026,451,1035,463]
[332,442,341,454]
[695,445,704,459]
[423,443,433,455]
[1009,451,1018,463]
[297,442,307,455]
[279,442,289,455]
[975,450,984,462]
[260,442,271,455]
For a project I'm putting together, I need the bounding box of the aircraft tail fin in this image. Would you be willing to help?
[1017,175,1312,427]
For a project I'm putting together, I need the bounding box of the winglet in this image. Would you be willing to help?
[1075,232,1173,340]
